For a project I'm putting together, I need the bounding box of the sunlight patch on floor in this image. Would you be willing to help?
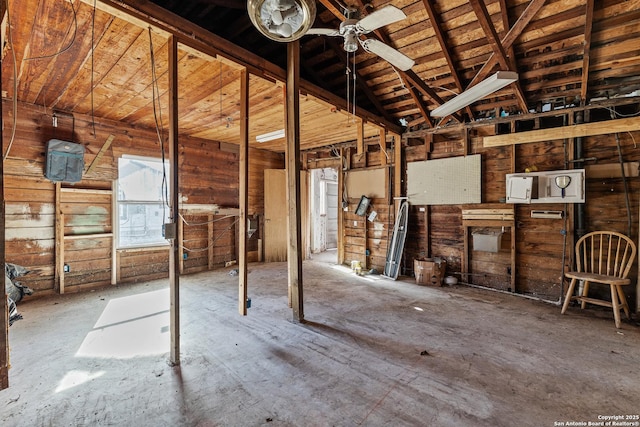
[55,370,105,393]
[75,288,170,359]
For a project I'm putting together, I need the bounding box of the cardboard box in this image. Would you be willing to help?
[414,258,446,286]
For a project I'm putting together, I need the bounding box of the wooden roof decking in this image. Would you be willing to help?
[3,0,640,152]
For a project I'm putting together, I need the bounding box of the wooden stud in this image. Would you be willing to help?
[239,68,249,316]
[55,183,65,294]
[178,215,184,274]
[286,40,304,323]
[356,118,365,156]
[0,0,7,386]
[393,133,402,212]
[208,214,214,270]
[337,148,345,265]
[168,35,181,366]
[111,180,117,285]
[379,128,387,166]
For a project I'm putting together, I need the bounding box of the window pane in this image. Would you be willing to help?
[117,156,170,248]
[118,157,167,202]
[118,203,169,248]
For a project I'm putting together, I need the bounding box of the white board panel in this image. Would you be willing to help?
[346,168,386,199]
[407,155,481,205]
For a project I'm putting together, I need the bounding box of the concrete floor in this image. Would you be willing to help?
[1,254,639,426]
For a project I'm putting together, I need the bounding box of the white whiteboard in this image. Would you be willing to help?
[407,155,481,205]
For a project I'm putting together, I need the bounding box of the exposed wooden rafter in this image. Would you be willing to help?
[421,0,474,120]
[580,0,595,106]
[469,0,528,113]
[468,0,546,89]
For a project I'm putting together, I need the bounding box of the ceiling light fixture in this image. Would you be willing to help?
[256,129,285,143]
[430,71,518,118]
[247,0,316,42]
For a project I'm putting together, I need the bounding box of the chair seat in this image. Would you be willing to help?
[564,271,631,286]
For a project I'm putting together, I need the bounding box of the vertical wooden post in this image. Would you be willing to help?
[337,148,345,265]
[55,183,65,294]
[0,0,8,388]
[111,180,117,285]
[239,68,249,316]
[208,214,214,270]
[356,119,364,156]
[379,128,387,166]
[286,41,304,323]
[168,35,181,366]
[393,133,402,212]
[178,215,184,274]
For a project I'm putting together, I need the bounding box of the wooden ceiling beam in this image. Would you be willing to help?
[469,0,528,113]
[421,0,474,120]
[95,0,402,133]
[468,0,546,88]
[350,0,456,126]
[580,0,595,106]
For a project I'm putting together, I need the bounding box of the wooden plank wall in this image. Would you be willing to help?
[2,100,283,294]
[399,110,640,305]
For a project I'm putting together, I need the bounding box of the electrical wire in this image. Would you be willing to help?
[148,28,169,215]
[90,0,97,137]
[3,0,18,160]
[178,213,237,227]
[23,0,78,61]
[181,218,239,253]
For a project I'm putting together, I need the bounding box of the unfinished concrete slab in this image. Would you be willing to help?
[1,258,639,426]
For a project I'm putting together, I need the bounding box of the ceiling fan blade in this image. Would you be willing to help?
[306,28,341,36]
[360,38,414,71]
[356,5,406,34]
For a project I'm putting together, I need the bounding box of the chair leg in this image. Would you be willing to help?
[561,278,578,314]
[610,284,622,328]
[615,285,631,319]
[580,281,590,309]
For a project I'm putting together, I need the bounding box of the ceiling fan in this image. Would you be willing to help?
[306,5,415,71]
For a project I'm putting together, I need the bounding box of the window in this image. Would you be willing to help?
[117,156,170,248]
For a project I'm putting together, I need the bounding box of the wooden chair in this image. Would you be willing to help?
[561,231,636,328]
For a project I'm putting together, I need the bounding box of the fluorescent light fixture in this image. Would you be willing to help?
[256,129,285,143]
[430,71,518,118]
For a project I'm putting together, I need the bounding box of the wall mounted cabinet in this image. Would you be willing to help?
[506,169,585,204]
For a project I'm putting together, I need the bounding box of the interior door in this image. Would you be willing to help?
[264,169,309,262]
[325,181,338,249]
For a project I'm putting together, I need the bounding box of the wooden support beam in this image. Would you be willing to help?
[208,214,214,270]
[393,133,402,212]
[469,0,528,113]
[468,0,546,88]
[580,0,594,105]
[379,128,388,166]
[168,35,181,366]
[239,69,249,316]
[0,0,7,386]
[55,183,65,294]
[111,181,117,285]
[338,148,345,265]
[356,118,365,155]
[178,216,184,274]
[484,116,640,147]
[85,134,115,176]
[286,41,304,323]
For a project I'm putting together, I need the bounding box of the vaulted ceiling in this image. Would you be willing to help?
[3,0,640,152]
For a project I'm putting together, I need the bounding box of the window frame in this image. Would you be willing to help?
[115,154,171,249]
